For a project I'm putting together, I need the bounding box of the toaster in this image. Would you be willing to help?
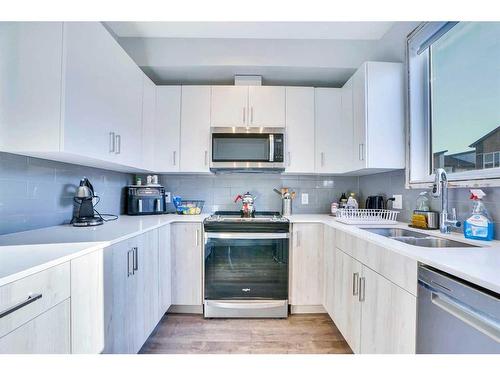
[126,185,167,215]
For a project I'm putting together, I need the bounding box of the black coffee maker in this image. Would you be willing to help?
[71,177,104,227]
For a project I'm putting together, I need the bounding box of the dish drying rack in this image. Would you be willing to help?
[335,209,399,225]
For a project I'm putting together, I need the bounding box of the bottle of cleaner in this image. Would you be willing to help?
[463,189,494,241]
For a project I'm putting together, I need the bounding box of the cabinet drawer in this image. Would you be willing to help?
[0,299,70,354]
[0,262,70,338]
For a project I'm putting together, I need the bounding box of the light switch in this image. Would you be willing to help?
[301,193,309,205]
[392,194,403,209]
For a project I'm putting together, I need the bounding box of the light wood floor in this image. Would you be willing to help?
[139,313,352,354]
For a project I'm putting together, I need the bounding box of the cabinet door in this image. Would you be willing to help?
[248,86,285,127]
[0,22,63,152]
[285,87,315,173]
[211,86,248,127]
[315,88,342,173]
[70,249,105,354]
[155,86,181,172]
[323,226,336,318]
[158,225,172,317]
[141,75,157,171]
[352,65,367,170]
[0,299,70,354]
[171,223,202,306]
[360,266,417,354]
[180,86,211,172]
[339,79,354,173]
[290,223,324,306]
[63,22,122,162]
[133,230,159,352]
[332,248,362,353]
[103,240,137,354]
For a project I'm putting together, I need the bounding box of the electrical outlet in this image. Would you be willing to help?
[301,193,309,205]
[392,194,403,209]
[164,192,171,203]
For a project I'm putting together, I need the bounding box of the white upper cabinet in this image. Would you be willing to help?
[63,22,144,168]
[141,75,156,171]
[339,79,354,173]
[180,86,211,173]
[285,87,315,173]
[351,62,405,172]
[211,86,249,127]
[315,88,342,174]
[0,22,64,153]
[155,86,182,172]
[211,85,285,128]
[248,86,286,127]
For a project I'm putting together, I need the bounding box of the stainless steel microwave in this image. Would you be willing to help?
[210,127,285,172]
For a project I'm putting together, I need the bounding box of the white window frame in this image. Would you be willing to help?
[406,22,500,189]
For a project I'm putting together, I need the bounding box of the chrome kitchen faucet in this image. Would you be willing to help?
[432,168,461,234]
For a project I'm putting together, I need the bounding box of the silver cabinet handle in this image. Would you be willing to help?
[287,152,291,167]
[352,272,359,296]
[0,293,42,319]
[133,247,138,273]
[242,107,246,124]
[127,249,134,277]
[359,277,366,302]
[359,143,364,161]
[173,151,176,166]
[321,152,325,167]
[115,134,121,154]
[295,230,301,247]
[204,150,208,166]
[195,229,200,246]
[431,291,500,343]
[109,132,115,153]
[250,106,254,124]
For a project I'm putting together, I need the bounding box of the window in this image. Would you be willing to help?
[407,22,500,187]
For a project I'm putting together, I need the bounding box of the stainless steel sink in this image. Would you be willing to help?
[362,227,479,248]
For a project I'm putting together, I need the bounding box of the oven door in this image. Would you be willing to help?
[204,232,289,301]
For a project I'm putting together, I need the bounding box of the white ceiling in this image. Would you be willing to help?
[107,22,395,40]
[105,22,419,86]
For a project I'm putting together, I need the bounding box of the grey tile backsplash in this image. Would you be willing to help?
[155,173,359,215]
[0,152,132,235]
[2,150,499,239]
[358,169,500,236]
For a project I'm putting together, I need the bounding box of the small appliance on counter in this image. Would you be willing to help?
[71,177,117,226]
[127,185,167,215]
[365,195,386,209]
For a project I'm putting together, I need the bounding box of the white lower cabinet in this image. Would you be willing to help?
[332,247,362,353]
[290,223,324,309]
[158,225,172,318]
[103,230,159,354]
[0,300,71,354]
[329,245,417,354]
[171,223,203,307]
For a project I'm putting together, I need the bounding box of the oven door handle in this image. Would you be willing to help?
[206,300,287,310]
[269,134,275,162]
[205,232,289,240]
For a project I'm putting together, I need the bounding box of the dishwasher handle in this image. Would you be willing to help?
[427,286,500,343]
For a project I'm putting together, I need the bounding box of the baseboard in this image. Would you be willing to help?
[168,304,203,314]
[290,305,326,314]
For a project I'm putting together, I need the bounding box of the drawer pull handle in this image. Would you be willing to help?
[0,293,43,319]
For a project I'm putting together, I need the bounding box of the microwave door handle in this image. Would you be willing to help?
[269,134,274,162]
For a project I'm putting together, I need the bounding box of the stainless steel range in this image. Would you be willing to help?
[203,211,290,318]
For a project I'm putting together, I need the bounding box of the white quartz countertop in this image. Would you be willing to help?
[1,213,500,295]
[287,214,500,294]
[0,214,207,286]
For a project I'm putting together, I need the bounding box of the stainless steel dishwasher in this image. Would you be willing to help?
[417,265,500,353]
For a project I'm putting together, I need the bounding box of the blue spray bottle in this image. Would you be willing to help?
[463,189,494,241]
